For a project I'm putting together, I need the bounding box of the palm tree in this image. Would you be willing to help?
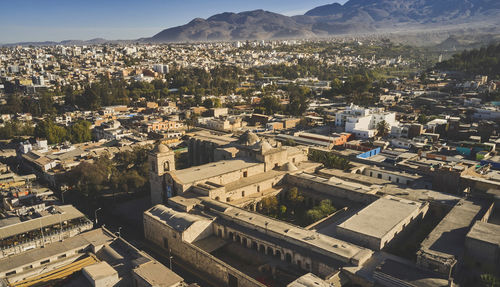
[376,120,390,138]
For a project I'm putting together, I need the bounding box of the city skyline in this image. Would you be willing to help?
[0,0,345,43]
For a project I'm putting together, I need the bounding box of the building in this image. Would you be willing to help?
[0,228,186,287]
[150,131,313,205]
[336,196,429,250]
[0,205,93,259]
[465,220,500,272]
[335,104,399,139]
[153,64,169,74]
[417,199,485,277]
[144,199,373,286]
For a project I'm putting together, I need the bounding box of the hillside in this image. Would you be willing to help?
[150,10,315,42]
[436,43,500,78]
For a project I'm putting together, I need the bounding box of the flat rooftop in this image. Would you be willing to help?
[420,199,484,258]
[466,220,500,246]
[318,168,389,186]
[173,159,262,184]
[133,261,183,287]
[0,228,114,273]
[190,130,236,146]
[337,195,423,239]
[0,205,88,240]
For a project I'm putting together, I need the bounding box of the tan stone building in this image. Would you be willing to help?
[149,131,315,206]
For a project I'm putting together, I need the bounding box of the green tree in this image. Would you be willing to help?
[481,274,500,287]
[376,120,390,138]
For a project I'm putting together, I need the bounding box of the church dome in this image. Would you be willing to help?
[154,143,170,153]
[258,140,273,153]
[238,131,260,146]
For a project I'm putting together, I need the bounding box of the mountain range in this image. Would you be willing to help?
[147,0,500,42]
[4,0,500,46]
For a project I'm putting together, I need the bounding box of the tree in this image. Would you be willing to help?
[259,196,279,216]
[260,96,282,115]
[68,120,92,143]
[376,120,390,138]
[481,274,500,287]
[306,200,336,224]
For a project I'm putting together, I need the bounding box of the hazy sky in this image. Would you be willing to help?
[0,0,347,43]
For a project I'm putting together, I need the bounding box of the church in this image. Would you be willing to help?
[149,130,319,205]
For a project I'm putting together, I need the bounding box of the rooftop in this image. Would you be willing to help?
[173,159,262,184]
[337,195,423,239]
[145,204,211,232]
[420,199,484,258]
[133,261,183,287]
[213,199,373,265]
[0,228,114,273]
[0,205,88,240]
[466,220,500,246]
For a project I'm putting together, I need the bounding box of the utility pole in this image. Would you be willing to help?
[94,208,102,226]
[169,248,173,270]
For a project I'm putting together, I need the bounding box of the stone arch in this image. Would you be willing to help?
[267,246,274,256]
[252,241,258,251]
[285,253,292,263]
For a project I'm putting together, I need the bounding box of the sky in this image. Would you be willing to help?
[0,0,347,43]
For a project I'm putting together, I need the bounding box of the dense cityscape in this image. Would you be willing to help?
[1,1,500,287]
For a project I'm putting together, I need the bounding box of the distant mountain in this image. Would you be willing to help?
[304,0,500,25]
[147,0,500,43]
[2,38,127,47]
[149,10,315,42]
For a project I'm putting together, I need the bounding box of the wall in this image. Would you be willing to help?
[143,213,265,287]
[286,174,378,205]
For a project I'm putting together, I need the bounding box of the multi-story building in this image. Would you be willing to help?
[335,104,399,139]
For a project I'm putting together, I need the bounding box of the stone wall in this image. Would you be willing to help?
[285,174,378,205]
[144,213,265,287]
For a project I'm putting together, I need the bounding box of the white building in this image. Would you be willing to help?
[335,104,398,139]
[152,64,169,74]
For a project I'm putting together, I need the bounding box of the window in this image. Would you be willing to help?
[40,259,50,265]
[5,270,16,276]
[370,172,373,176]
[243,171,248,178]
[396,178,400,183]
[228,274,238,287]
[377,174,382,179]
[163,238,169,249]
[58,254,67,259]
[388,176,392,181]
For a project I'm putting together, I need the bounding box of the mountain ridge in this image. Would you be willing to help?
[148,0,500,43]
